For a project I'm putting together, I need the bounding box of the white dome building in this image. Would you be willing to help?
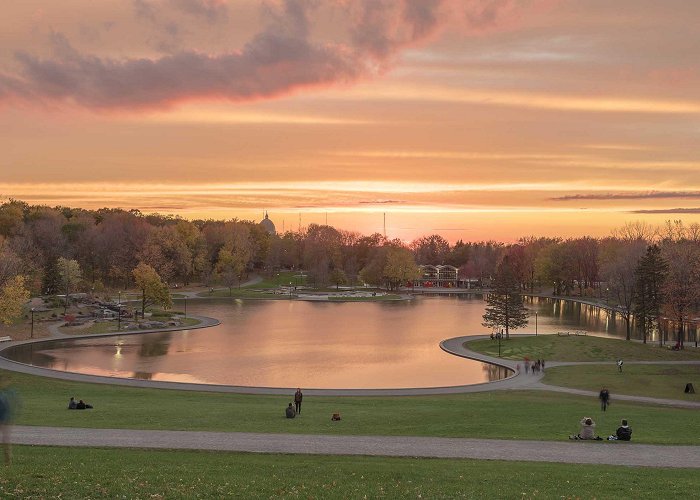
[259,212,276,235]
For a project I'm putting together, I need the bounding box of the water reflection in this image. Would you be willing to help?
[525,296,700,345]
[2,295,632,389]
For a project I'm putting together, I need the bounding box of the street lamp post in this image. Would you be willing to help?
[30,307,35,338]
[117,291,121,331]
[184,296,187,319]
[289,282,293,300]
[498,328,503,358]
[535,311,538,336]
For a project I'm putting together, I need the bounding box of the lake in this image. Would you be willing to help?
[3,295,626,389]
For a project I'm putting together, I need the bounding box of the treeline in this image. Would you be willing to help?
[0,201,699,342]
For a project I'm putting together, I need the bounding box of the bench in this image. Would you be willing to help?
[0,336,12,342]
[574,330,588,336]
[557,331,570,336]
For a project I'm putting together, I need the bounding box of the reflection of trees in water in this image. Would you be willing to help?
[482,363,510,381]
[527,297,699,344]
[133,372,153,380]
[138,333,172,358]
[3,345,56,366]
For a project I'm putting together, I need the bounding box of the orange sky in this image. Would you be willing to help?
[2,0,700,242]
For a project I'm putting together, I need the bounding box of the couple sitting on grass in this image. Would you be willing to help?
[67,397,93,410]
[570,417,632,441]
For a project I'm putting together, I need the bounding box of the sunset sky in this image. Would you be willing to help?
[2,0,700,242]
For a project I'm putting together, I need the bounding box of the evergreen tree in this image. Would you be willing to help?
[42,258,62,296]
[633,245,668,345]
[482,256,529,338]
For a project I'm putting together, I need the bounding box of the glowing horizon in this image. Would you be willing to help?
[2,1,700,241]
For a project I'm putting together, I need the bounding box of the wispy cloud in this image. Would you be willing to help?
[552,191,700,201]
[631,208,700,214]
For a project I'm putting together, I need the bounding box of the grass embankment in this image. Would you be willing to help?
[3,370,699,445]
[2,447,697,499]
[327,294,402,301]
[200,288,295,299]
[544,365,700,401]
[468,335,700,362]
[59,317,201,335]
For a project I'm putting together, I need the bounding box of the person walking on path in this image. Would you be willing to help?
[617,359,624,373]
[294,388,303,415]
[599,388,610,411]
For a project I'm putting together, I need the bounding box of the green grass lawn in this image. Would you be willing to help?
[59,317,201,335]
[544,364,700,401]
[248,271,306,289]
[2,446,696,499]
[2,370,699,445]
[468,335,700,362]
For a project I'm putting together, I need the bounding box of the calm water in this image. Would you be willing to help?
[3,295,635,389]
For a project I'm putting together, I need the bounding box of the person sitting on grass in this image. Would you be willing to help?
[570,417,602,440]
[68,397,77,410]
[608,419,632,441]
[285,402,296,419]
[76,400,93,410]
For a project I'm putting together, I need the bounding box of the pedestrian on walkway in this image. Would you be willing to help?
[294,388,303,415]
[524,362,529,374]
[617,359,623,373]
[0,375,18,465]
[599,388,610,411]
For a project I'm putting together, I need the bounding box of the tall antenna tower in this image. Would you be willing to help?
[383,212,386,238]
[298,213,301,233]
[325,212,328,226]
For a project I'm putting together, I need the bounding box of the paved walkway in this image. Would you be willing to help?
[442,336,700,409]
[9,426,700,468]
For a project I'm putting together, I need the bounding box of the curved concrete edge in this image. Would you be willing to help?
[440,336,547,392]
[0,325,515,397]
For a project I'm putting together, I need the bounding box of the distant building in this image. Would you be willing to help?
[411,264,481,288]
[259,212,276,235]
[414,265,458,288]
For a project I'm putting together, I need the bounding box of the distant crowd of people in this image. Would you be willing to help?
[518,358,545,374]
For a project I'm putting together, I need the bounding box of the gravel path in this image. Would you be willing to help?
[9,426,700,468]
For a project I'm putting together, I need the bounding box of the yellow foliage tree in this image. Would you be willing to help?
[0,275,30,326]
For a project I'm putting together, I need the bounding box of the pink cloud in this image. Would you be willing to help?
[0,0,546,110]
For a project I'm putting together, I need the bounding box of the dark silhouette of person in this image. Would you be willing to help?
[294,388,303,414]
[599,388,610,411]
[285,402,296,419]
[615,419,632,441]
[68,397,77,409]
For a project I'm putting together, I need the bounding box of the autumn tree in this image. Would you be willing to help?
[411,234,450,264]
[662,241,700,348]
[633,245,667,344]
[0,275,30,325]
[215,246,247,294]
[132,263,172,317]
[482,256,529,338]
[382,247,420,290]
[57,257,82,313]
[329,268,348,290]
[599,239,646,340]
